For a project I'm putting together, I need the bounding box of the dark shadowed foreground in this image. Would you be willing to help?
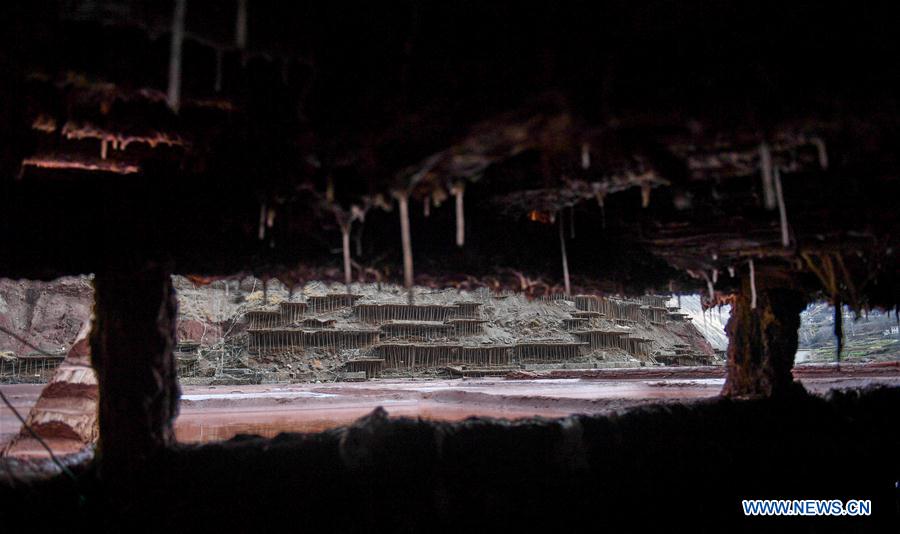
[2,387,898,532]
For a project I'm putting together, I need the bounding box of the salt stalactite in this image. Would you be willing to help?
[341,222,352,286]
[581,142,591,170]
[558,215,571,297]
[258,203,267,240]
[749,258,757,309]
[712,269,719,284]
[812,137,829,170]
[759,142,776,209]
[774,167,790,247]
[423,197,430,217]
[453,183,465,247]
[396,193,415,297]
[167,0,187,112]
[728,266,735,278]
[641,184,651,208]
[235,0,248,49]
[100,139,108,160]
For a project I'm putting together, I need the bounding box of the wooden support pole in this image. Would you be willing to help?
[559,215,571,297]
[341,222,353,287]
[90,265,179,483]
[396,193,415,297]
[723,275,806,397]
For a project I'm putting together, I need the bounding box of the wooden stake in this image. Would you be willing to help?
[341,222,352,287]
[559,216,571,297]
[397,193,414,294]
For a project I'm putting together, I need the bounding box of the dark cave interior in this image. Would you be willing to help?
[1,1,899,531]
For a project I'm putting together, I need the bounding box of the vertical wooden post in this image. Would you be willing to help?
[559,215,571,297]
[90,265,179,482]
[341,222,353,287]
[396,192,414,299]
[722,274,805,397]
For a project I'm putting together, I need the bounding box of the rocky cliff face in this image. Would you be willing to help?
[2,276,718,378]
[0,276,239,358]
[0,276,93,356]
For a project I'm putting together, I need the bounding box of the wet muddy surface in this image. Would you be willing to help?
[4,371,900,449]
[173,378,726,442]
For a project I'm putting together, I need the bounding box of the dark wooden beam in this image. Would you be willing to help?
[722,273,806,397]
[90,264,180,482]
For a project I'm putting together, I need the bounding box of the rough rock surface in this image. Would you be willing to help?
[0,276,92,356]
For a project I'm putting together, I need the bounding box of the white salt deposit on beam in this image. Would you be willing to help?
[167,0,187,112]
[453,183,465,247]
[759,142,776,209]
[749,259,757,309]
[774,167,790,247]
